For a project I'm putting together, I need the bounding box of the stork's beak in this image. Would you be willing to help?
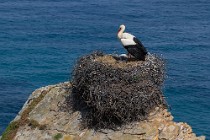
[118,28,121,33]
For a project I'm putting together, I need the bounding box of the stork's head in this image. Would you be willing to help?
[118,24,125,33]
[117,24,125,39]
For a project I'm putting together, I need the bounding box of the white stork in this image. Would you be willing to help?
[117,24,147,61]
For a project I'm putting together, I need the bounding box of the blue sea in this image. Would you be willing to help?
[0,0,210,138]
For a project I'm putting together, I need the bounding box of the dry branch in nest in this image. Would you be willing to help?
[68,52,167,129]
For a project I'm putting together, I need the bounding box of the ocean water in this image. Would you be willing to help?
[0,0,210,138]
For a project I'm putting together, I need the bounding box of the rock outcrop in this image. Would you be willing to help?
[1,53,205,140]
[1,82,205,140]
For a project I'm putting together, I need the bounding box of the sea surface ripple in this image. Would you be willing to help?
[0,0,210,138]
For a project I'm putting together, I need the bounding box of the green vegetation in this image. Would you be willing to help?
[53,133,63,140]
[1,90,48,140]
[1,121,19,140]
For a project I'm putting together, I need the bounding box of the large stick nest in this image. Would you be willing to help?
[69,52,167,129]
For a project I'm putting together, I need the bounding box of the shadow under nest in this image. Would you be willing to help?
[67,52,167,130]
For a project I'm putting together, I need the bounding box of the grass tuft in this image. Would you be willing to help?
[1,90,48,140]
[54,133,63,140]
[1,121,19,140]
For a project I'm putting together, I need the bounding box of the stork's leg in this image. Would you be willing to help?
[126,53,131,62]
[127,53,130,59]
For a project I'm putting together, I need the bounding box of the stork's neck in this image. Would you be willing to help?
[117,27,125,39]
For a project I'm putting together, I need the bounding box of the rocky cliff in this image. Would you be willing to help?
[1,53,205,140]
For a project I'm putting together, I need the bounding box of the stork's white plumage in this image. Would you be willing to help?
[117,25,147,61]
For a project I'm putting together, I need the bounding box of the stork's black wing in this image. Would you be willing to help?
[126,46,146,61]
[124,37,148,61]
[133,37,147,55]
